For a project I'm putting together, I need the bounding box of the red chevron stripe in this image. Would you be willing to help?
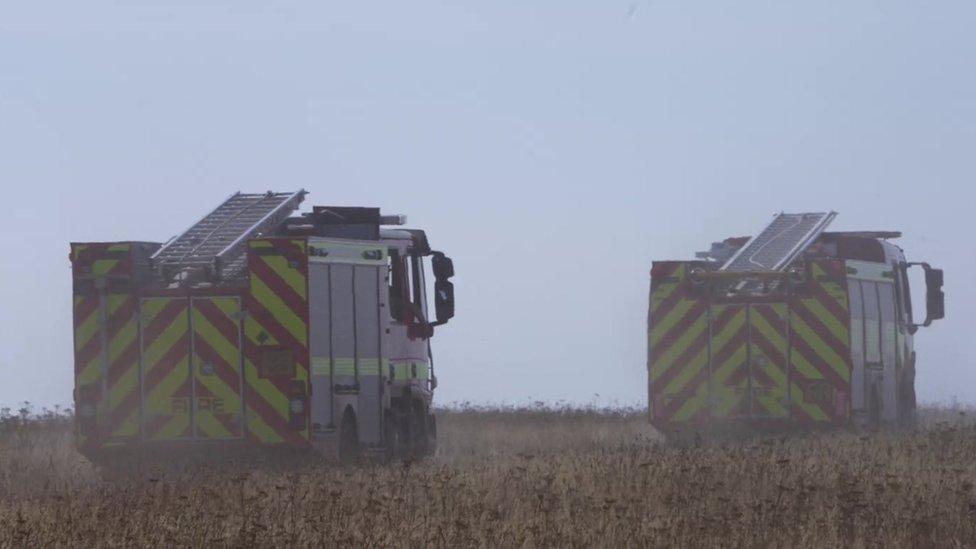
[751,308,788,366]
[74,336,101,375]
[790,377,837,424]
[144,414,172,439]
[249,256,308,323]
[791,302,850,364]
[713,324,749,373]
[194,299,241,348]
[106,257,132,277]
[751,333,787,374]
[73,297,99,328]
[142,300,189,345]
[270,239,307,263]
[107,339,140,388]
[789,396,817,423]
[752,304,787,333]
[650,281,686,323]
[713,305,744,330]
[192,382,242,437]
[651,301,708,360]
[142,332,190,396]
[245,299,309,360]
[105,297,137,333]
[651,334,708,395]
[244,381,305,445]
[76,297,139,376]
[790,335,848,390]
[193,336,243,400]
[661,363,711,419]
[146,415,191,440]
[105,388,140,437]
[810,277,850,322]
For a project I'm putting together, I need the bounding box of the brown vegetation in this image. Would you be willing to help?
[0,405,975,546]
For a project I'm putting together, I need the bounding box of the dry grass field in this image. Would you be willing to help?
[1,405,975,547]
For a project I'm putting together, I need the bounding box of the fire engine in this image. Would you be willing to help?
[70,191,455,462]
[648,212,944,437]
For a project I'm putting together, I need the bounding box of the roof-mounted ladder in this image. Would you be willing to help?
[720,211,837,272]
[152,190,306,282]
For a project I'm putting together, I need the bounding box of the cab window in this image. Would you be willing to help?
[388,250,428,327]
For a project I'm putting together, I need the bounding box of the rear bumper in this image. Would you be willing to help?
[651,417,844,440]
[78,437,315,464]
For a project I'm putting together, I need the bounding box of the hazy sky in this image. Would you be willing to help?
[1,1,974,410]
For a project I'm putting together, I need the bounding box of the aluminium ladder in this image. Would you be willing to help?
[152,190,306,282]
[720,212,837,272]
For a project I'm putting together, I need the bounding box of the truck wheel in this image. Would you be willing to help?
[868,385,882,429]
[383,413,403,462]
[411,403,430,458]
[338,409,360,466]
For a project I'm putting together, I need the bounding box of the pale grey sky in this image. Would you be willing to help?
[1,1,973,409]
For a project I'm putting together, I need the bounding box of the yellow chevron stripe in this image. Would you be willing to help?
[145,363,190,434]
[754,394,788,417]
[650,267,684,307]
[650,309,708,380]
[257,254,307,300]
[790,350,824,380]
[78,357,101,386]
[250,275,307,345]
[105,296,139,435]
[650,299,697,347]
[750,309,787,352]
[141,298,191,440]
[244,374,289,419]
[194,411,233,439]
[711,308,747,355]
[109,365,139,411]
[155,413,190,440]
[192,298,243,440]
[244,314,280,346]
[713,346,748,380]
[791,314,849,382]
[750,305,789,418]
[110,411,139,437]
[797,298,848,346]
[662,347,708,395]
[74,301,101,351]
[243,354,290,443]
[790,382,829,422]
[143,312,189,374]
[244,407,283,443]
[107,318,137,368]
[710,307,748,418]
[672,383,708,422]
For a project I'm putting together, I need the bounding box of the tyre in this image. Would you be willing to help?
[338,408,360,466]
[383,412,403,462]
[410,402,431,459]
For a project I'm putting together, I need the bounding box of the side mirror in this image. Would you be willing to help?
[434,279,455,325]
[432,253,454,280]
[430,251,455,328]
[925,268,945,323]
[904,262,945,328]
